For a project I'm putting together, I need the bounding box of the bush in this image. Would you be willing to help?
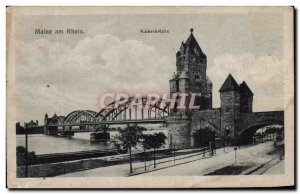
[16,146,37,166]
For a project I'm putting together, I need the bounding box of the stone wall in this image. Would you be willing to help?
[179,78,189,93]
[239,111,284,135]
[166,115,191,149]
[187,55,207,94]
[220,91,241,138]
[169,79,178,95]
[190,109,221,147]
[17,158,109,177]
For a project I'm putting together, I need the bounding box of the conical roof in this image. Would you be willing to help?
[179,71,189,79]
[170,72,177,80]
[219,74,240,92]
[206,76,212,84]
[240,81,254,95]
[184,28,205,57]
[180,41,186,49]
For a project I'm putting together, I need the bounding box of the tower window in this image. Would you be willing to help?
[195,74,200,80]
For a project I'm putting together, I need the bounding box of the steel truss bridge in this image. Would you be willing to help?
[45,97,172,133]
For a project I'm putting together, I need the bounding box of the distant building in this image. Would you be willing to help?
[24,120,39,128]
[16,120,43,135]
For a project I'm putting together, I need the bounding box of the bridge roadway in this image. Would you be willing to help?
[50,118,166,126]
[27,118,166,129]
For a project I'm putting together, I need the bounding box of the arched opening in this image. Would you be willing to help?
[239,124,284,145]
[63,110,97,132]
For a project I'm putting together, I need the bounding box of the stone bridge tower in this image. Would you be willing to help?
[219,74,254,144]
[167,29,212,149]
[169,28,212,111]
[219,74,241,144]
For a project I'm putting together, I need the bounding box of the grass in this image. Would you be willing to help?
[205,165,252,175]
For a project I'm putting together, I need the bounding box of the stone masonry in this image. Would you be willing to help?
[166,29,283,149]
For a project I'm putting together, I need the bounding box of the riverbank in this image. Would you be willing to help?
[17,147,208,177]
[59,141,283,177]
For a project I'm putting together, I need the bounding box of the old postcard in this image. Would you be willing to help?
[6,6,294,188]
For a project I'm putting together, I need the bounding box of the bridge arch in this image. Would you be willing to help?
[64,110,98,124]
[238,111,284,144]
[48,115,65,126]
[239,120,284,137]
[46,115,65,135]
[239,124,284,144]
[96,96,171,122]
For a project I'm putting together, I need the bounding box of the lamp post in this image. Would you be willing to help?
[144,147,147,171]
[140,138,147,172]
[25,126,28,178]
[173,144,176,163]
[223,130,226,152]
[169,129,176,163]
[169,129,172,151]
[209,141,212,157]
[234,147,237,165]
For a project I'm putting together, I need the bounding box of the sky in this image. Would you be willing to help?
[12,12,285,124]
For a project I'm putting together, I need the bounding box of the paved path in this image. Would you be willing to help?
[263,159,284,175]
[59,141,280,177]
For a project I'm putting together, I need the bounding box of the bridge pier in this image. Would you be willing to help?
[90,132,110,141]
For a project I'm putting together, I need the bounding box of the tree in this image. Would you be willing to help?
[142,132,167,168]
[193,127,215,148]
[111,125,146,174]
[16,146,37,166]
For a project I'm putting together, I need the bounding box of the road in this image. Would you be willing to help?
[263,159,284,175]
[59,141,282,177]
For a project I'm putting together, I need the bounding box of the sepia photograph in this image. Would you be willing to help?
[6,6,294,188]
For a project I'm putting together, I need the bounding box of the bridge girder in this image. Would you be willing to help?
[46,96,170,129]
[96,96,170,122]
[48,116,64,126]
[63,110,98,124]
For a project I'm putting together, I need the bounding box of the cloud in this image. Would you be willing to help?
[15,35,172,123]
[14,35,284,124]
[209,53,284,112]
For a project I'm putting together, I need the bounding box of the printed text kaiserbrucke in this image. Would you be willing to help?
[140,29,169,33]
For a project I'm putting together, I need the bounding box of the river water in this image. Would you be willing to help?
[16,126,168,155]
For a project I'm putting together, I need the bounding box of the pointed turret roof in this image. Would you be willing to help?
[180,41,186,48]
[206,76,212,84]
[219,74,240,92]
[184,28,205,57]
[179,71,189,79]
[170,72,177,80]
[240,81,254,95]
